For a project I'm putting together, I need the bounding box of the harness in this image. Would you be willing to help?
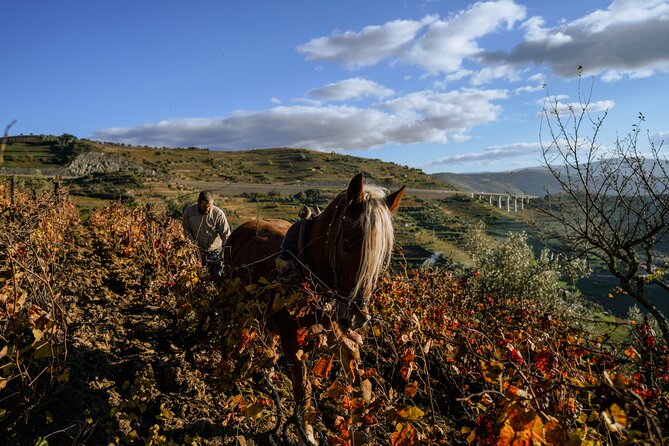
[281,201,356,303]
[231,200,368,314]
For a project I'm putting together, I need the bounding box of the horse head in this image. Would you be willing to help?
[326,173,405,330]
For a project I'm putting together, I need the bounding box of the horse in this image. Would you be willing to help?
[224,173,404,444]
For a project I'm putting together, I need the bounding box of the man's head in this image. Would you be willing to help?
[197,191,214,214]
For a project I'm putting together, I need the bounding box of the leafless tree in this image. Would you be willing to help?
[539,77,669,342]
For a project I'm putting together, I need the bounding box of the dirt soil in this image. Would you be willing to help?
[8,218,300,446]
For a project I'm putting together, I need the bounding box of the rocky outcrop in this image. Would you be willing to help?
[66,151,155,177]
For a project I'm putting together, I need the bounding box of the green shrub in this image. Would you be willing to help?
[463,222,589,305]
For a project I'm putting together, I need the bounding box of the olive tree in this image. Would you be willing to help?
[463,222,588,307]
[539,77,669,342]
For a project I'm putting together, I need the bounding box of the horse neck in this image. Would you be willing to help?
[302,193,346,286]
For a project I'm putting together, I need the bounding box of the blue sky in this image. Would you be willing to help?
[3,0,668,173]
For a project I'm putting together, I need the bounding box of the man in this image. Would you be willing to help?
[182,191,231,278]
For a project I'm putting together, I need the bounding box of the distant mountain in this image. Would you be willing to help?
[433,158,669,197]
[431,167,561,196]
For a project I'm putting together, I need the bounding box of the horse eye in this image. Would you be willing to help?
[342,239,352,253]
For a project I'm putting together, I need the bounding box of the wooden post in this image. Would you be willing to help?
[1,120,18,165]
[10,176,15,206]
[53,178,61,205]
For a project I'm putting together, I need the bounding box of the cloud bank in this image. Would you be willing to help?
[308,78,395,101]
[424,142,542,169]
[482,0,669,80]
[94,88,507,151]
[298,0,526,74]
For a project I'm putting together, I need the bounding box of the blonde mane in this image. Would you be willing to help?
[350,185,395,300]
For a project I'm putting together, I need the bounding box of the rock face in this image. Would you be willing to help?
[67,151,154,177]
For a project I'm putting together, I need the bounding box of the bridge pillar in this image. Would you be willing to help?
[498,196,502,209]
[514,197,518,213]
[506,196,510,212]
[521,197,524,210]
[489,195,493,205]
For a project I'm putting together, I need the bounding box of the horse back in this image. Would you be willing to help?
[224,219,291,282]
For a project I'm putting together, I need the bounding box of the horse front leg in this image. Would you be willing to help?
[279,322,317,446]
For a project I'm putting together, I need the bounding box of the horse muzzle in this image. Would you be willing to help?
[337,302,371,330]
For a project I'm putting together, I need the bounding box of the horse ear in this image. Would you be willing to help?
[347,173,365,205]
[386,186,405,214]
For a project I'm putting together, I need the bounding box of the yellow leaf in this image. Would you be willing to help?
[32,328,45,343]
[397,406,425,421]
[243,403,263,419]
[602,403,628,432]
[45,411,54,424]
[480,359,504,383]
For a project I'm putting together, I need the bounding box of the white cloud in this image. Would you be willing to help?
[514,83,544,94]
[297,1,525,74]
[542,99,615,115]
[297,17,436,68]
[445,69,474,82]
[93,88,508,151]
[570,0,669,33]
[270,97,282,104]
[521,16,571,46]
[528,73,546,83]
[482,1,669,79]
[405,0,526,73]
[308,78,395,101]
[424,142,541,168]
[469,65,520,86]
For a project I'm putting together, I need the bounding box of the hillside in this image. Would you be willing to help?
[1,135,449,189]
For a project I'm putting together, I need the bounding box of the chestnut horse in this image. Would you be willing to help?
[224,173,404,444]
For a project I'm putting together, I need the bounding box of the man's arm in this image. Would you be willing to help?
[182,207,197,244]
[218,212,232,246]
